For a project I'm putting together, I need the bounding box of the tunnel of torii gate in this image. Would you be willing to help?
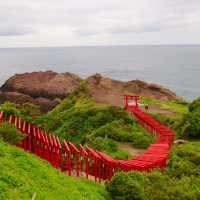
[123,95,140,109]
[0,94,174,182]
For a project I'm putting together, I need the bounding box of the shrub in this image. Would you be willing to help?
[131,132,155,149]
[0,122,23,145]
[106,172,146,200]
[36,90,153,155]
[92,120,135,142]
[106,142,200,200]
[0,102,20,118]
[111,150,131,160]
[181,109,200,138]
[0,101,42,123]
[20,103,41,122]
[179,97,200,139]
[188,97,200,112]
[86,136,118,152]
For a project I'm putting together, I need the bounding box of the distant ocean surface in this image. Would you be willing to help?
[0,45,199,101]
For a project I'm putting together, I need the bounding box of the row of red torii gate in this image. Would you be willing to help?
[0,95,174,182]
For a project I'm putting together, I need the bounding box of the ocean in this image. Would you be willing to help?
[0,45,199,101]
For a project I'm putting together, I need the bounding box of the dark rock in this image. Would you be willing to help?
[0,91,34,104]
[0,71,81,99]
[0,71,81,112]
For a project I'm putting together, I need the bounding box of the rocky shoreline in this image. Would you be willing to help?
[0,71,182,112]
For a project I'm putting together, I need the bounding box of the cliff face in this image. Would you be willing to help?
[0,71,181,112]
[0,71,81,99]
[0,71,81,112]
[86,74,181,107]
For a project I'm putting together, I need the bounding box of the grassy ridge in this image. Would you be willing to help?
[0,139,110,200]
[34,88,154,159]
[140,96,188,115]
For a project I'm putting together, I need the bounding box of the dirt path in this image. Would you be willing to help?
[118,143,145,157]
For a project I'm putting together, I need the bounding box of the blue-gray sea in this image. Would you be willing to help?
[0,45,199,101]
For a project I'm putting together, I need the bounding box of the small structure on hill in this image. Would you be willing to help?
[123,95,140,109]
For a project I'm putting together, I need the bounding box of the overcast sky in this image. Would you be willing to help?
[1,0,200,47]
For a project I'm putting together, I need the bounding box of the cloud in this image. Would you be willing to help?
[0,0,200,46]
[108,24,163,35]
[0,25,35,36]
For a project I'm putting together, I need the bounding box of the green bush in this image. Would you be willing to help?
[86,136,131,159]
[86,136,118,152]
[0,101,41,123]
[20,103,41,122]
[179,97,200,139]
[151,113,177,128]
[106,172,146,200]
[106,142,200,200]
[0,122,23,145]
[188,97,200,112]
[92,120,137,142]
[111,150,131,160]
[131,132,155,149]
[182,109,200,138]
[35,90,153,157]
[0,102,20,118]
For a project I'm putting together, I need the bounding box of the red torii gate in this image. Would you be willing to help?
[123,95,140,109]
[0,96,175,182]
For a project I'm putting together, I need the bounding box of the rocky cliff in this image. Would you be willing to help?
[0,71,81,112]
[86,74,181,107]
[0,71,181,112]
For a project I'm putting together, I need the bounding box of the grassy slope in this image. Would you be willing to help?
[34,88,154,159]
[0,140,110,200]
[140,96,189,137]
[106,141,200,200]
[140,96,188,115]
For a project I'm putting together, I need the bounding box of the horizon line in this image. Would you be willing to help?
[1,44,200,49]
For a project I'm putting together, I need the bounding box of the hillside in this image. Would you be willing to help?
[0,82,190,159]
[0,72,199,200]
[106,141,200,200]
[0,139,110,200]
[0,71,182,112]
[33,85,155,159]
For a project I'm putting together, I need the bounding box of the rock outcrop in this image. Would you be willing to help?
[0,71,182,112]
[0,71,81,112]
[1,71,81,99]
[86,74,181,107]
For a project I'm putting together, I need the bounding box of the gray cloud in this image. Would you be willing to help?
[0,25,35,36]
[108,23,163,35]
[0,0,200,46]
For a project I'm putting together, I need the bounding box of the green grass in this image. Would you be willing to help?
[0,139,110,200]
[0,88,155,160]
[140,96,189,115]
[34,88,154,159]
[106,141,200,200]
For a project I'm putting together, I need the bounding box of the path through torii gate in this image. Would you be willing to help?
[123,95,140,109]
[0,95,174,182]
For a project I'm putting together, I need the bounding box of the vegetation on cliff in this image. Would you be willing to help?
[146,96,200,139]
[178,97,200,139]
[0,71,182,112]
[106,141,200,200]
[105,97,200,200]
[0,122,23,145]
[34,85,155,159]
[1,74,200,200]
[0,139,110,200]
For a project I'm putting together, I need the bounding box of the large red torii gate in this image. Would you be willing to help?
[123,95,140,109]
